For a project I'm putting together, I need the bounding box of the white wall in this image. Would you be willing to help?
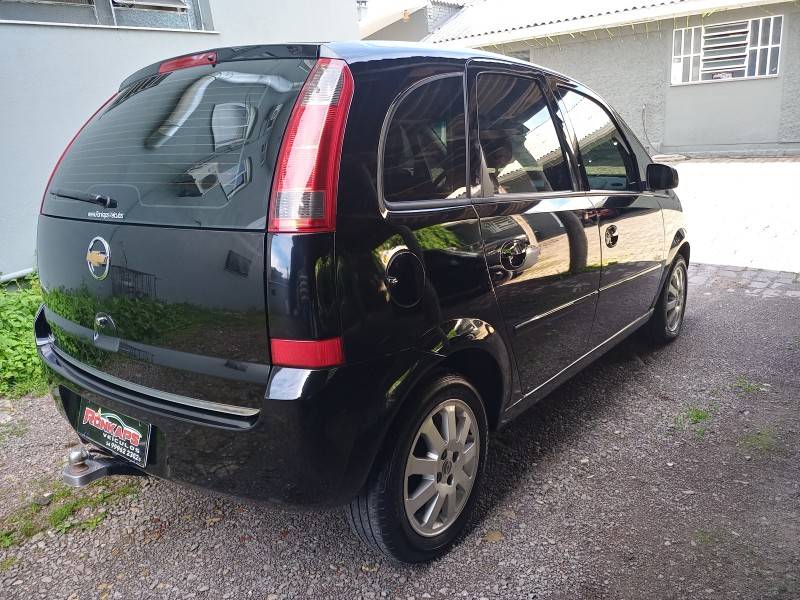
[0,0,358,276]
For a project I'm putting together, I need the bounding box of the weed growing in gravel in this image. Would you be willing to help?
[0,478,140,546]
[692,530,719,546]
[0,531,13,548]
[0,556,17,572]
[742,428,778,453]
[733,376,767,394]
[0,421,28,447]
[687,407,711,424]
[676,404,714,435]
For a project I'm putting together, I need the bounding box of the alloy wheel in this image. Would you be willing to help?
[666,263,686,332]
[403,398,480,537]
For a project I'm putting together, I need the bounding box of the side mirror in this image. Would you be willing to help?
[646,163,679,191]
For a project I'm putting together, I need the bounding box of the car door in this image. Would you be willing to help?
[554,85,665,347]
[467,62,603,395]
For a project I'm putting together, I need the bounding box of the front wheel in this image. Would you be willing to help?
[347,374,488,562]
[648,255,688,344]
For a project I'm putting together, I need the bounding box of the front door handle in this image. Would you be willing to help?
[605,224,619,248]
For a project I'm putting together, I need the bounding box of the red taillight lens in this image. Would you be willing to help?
[268,58,354,233]
[270,337,344,368]
[159,51,217,73]
[40,92,118,214]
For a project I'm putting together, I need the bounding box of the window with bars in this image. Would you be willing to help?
[671,15,783,84]
[0,0,212,30]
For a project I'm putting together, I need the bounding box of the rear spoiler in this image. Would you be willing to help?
[120,43,322,90]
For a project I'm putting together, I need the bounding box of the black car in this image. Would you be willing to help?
[35,42,688,563]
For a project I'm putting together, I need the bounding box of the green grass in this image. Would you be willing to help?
[0,275,47,398]
[0,556,17,572]
[0,478,140,546]
[676,404,714,434]
[686,407,711,424]
[0,530,13,548]
[742,428,778,453]
[692,529,719,546]
[733,376,766,394]
[0,421,28,447]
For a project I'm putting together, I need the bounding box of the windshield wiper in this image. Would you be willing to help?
[50,188,117,208]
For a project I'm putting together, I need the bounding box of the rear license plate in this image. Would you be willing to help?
[77,400,151,468]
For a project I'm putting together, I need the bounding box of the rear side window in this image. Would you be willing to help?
[557,89,639,192]
[42,58,309,228]
[476,73,573,196]
[382,75,467,203]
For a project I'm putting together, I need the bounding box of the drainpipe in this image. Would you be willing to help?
[0,267,35,284]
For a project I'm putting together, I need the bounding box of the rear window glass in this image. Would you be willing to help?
[382,75,467,203]
[42,58,310,228]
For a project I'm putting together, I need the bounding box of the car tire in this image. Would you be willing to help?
[347,373,489,563]
[648,255,688,344]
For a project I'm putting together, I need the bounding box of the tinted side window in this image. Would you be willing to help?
[558,89,638,192]
[383,75,466,203]
[476,73,572,196]
[619,119,652,184]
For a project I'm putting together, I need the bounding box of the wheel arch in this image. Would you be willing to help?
[392,318,514,434]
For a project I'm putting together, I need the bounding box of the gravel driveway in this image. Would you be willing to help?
[1,264,798,600]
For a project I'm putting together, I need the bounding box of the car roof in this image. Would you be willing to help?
[121,41,567,91]
[322,40,563,77]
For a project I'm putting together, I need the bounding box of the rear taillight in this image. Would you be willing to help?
[159,51,217,73]
[40,93,118,214]
[268,58,354,233]
[270,337,344,368]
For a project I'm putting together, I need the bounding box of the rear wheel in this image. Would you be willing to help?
[648,255,688,344]
[347,374,488,562]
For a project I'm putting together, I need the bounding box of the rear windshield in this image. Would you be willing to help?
[42,58,310,229]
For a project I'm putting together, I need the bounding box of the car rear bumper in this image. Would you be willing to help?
[36,309,422,507]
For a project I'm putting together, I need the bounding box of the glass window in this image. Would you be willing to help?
[0,0,212,30]
[382,75,467,203]
[475,74,572,196]
[671,16,783,84]
[42,58,309,229]
[617,119,652,185]
[558,89,638,192]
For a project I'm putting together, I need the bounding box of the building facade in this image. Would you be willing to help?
[494,4,800,159]
[410,0,799,159]
[360,0,463,41]
[0,0,358,278]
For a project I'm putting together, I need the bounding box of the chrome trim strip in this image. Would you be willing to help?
[599,263,663,293]
[507,311,652,411]
[514,290,598,331]
[51,345,260,418]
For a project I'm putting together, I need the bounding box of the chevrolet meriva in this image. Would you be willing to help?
[35,42,688,562]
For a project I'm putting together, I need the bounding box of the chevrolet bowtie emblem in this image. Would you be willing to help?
[86,250,107,267]
[86,237,111,280]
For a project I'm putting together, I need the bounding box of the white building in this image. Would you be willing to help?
[0,0,358,279]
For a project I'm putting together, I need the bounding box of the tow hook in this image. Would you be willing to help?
[62,444,145,488]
